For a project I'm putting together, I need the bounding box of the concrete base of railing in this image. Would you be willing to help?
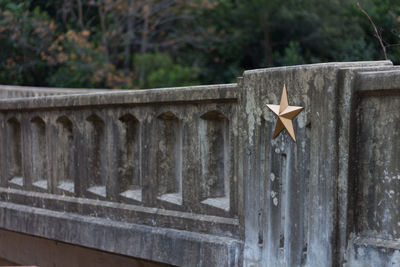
[0,201,241,266]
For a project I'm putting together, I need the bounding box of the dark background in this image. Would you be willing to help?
[0,0,398,89]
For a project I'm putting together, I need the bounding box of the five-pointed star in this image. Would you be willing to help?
[266,84,303,142]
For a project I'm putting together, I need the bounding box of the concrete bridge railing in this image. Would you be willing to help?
[0,61,399,267]
[0,84,241,266]
[0,84,108,98]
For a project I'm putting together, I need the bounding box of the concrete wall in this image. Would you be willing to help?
[238,61,400,267]
[345,69,400,266]
[0,61,399,266]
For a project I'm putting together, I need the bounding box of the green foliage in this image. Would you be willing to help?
[0,0,55,85]
[133,53,200,88]
[48,66,93,88]
[0,0,399,89]
[275,42,306,66]
[45,30,134,89]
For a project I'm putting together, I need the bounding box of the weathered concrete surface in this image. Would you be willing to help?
[335,65,400,266]
[0,61,399,266]
[238,61,398,267]
[347,236,400,267]
[0,83,241,266]
[345,68,400,267]
[0,202,241,266]
[0,84,108,99]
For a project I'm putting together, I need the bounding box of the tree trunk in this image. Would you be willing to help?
[140,4,149,54]
[262,24,273,66]
[124,0,136,70]
[77,0,84,30]
[139,3,150,86]
[98,1,110,63]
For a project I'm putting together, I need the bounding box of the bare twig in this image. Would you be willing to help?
[385,43,400,48]
[355,1,387,60]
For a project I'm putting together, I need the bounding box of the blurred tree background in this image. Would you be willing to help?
[0,0,399,89]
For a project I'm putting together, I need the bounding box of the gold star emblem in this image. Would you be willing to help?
[266,84,303,142]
